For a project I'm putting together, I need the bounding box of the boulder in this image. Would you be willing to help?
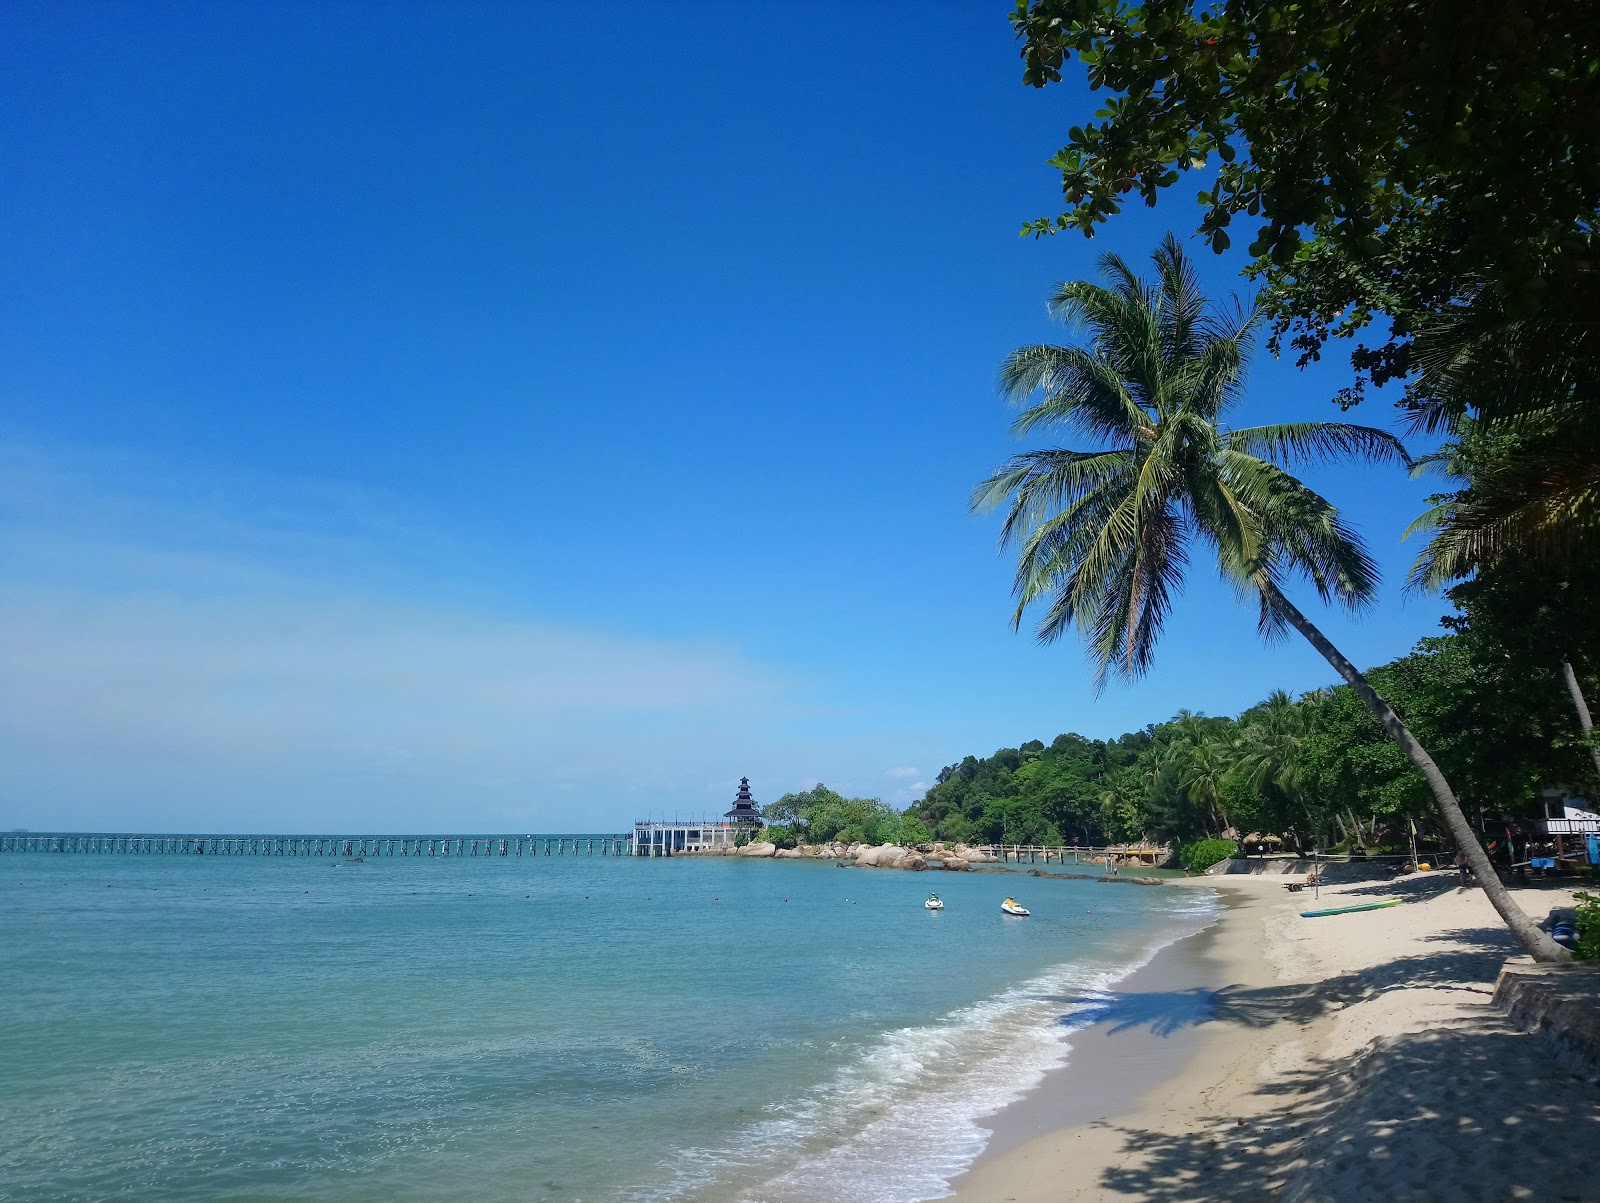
[890,854,928,871]
[941,856,971,872]
[855,844,909,868]
[774,847,803,859]
[738,841,777,858]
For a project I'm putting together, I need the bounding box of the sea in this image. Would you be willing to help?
[0,845,1220,1202]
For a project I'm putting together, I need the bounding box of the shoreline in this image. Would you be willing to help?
[949,872,1600,1203]
[964,894,1238,1163]
[949,880,1270,1200]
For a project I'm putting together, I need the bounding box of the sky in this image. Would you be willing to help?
[0,2,1448,834]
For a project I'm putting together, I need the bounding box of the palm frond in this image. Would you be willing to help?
[970,447,1136,544]
[1217,450,1381,610]
[1050,277,1168,417]
[1225,422,1411,470]
[998,344,1153,444]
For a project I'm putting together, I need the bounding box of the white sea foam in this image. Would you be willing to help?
[631,890,1223,1203]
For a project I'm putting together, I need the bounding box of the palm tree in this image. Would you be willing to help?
[1175,736,1231,835]
[1408,431,1600,783]
[1232,690,1327,853]
[1400,281,1600,574]
[973,235,1569,962]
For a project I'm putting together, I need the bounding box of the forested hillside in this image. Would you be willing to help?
[906,568,1600,851]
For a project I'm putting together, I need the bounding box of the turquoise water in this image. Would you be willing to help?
[0,852,1217,1202]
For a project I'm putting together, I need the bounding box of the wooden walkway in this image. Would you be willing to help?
[0,833,632,857]
[974,843,1168,866]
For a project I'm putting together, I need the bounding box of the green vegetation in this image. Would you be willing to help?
[1009,1,1600,399]
[1572,893,1600,961]
[761,784,929,848]
[906,614,1596,857]
[1009,1,1599,588]
[1177,839,1238,875]
[972,240,1577,960]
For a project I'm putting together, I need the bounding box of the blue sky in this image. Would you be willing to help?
[1,2,1447,833]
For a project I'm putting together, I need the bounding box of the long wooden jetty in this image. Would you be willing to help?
[0,833,632,857]
[980,843,1168,867]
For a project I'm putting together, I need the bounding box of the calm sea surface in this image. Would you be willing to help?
[0,849,1217,1202]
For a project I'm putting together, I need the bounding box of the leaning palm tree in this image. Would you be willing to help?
[974,235,1569,962]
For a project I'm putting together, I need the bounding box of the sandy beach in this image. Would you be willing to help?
[952,869,1600,1203]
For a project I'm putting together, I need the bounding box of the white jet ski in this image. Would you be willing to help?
[1001,898,1030,916]
[925,894,944,910]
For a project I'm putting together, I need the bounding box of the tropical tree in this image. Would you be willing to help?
[1231,689,1329,853]
[972,237,1570,961]
[1008,0,1600,408]
[1169,716,1234,834]
[1402,305,1600,581]
[1409,433,1600,783]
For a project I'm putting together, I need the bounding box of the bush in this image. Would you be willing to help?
[1178,838,1238,874]
[1572,892,1600,960]
[764,824,799,850]
[938,813,974,844]
[896,814,932,847]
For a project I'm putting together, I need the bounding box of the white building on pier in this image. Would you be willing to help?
[631,777,764,856]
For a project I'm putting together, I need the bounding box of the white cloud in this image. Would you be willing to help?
[884,765,921,779]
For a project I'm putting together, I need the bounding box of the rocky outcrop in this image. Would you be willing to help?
[738,841,777,858]
[940,856,970,871]
[953,843,998,864]
[889,853,928,871]
[774,847,803,859]
[853,844,908,867]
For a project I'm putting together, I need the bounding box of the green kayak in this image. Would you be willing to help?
[1300,898,1403,918]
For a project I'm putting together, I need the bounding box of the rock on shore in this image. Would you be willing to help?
[677,838,994,869]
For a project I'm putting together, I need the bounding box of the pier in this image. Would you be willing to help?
[977,844,1168,867]
[0,833,632,857]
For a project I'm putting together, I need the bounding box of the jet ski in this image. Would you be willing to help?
[925,894,944,910]
[1001,897,1030,916]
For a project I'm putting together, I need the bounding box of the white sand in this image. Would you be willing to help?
[951,871,1600,1203]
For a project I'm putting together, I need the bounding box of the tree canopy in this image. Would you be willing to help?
[910,620,1598,853]
[1010,0,1600,399]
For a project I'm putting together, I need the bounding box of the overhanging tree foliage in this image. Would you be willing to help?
[1009,0,1600,401]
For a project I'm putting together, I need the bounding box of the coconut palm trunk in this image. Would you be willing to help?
[1560,658,1600,780]
[1263,581,1569,962]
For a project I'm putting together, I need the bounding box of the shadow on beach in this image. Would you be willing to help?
[1047,920,1600,1202]
[1050,926,1517,1039]
[1086,1018,1600,1203]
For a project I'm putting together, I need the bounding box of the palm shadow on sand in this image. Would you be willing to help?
[1041,925,1600,1201]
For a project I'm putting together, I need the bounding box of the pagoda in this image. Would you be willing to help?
[724,777,763,827]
